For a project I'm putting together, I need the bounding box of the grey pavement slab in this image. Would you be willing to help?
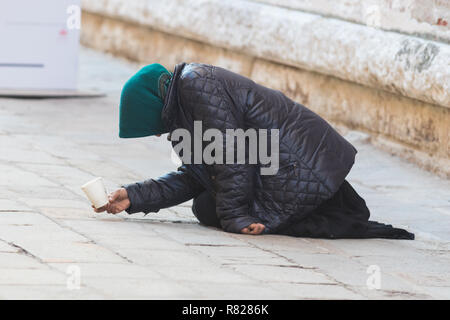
[0,47,448,299]
[0,199,32,211]
[229,264,335,285]
[270,283,364,300]
[0,241,20,253]
[83,277,197,299]
[179,281,293,299]
[0,285,106,300]
[0,269,67,286]
[0,252,48,269]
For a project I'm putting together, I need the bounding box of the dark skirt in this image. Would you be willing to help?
[192,180,414,240]
[278,180,414,239]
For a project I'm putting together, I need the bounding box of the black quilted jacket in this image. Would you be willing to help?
[125,63,357,234]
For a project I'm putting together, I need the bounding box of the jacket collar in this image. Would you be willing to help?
[161,62,186,132]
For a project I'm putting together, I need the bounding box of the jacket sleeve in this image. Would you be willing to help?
[179,73,258,233]
[123,166,204,214]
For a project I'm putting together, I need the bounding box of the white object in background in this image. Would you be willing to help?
[0,0,80,90]
[81,177,109,209]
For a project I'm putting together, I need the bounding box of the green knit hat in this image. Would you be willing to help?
[119,64,172,138]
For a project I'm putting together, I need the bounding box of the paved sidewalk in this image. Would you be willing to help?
[0,48,449,299]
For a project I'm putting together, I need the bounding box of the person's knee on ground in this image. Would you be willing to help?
[192,191,221,228]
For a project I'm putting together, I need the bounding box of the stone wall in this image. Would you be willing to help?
[80,0,450,177]
[252,0,450,43]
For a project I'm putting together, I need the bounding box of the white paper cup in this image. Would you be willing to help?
[81,177,109,209]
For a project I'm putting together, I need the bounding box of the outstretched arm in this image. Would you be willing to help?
[95,166,204,215]
[124,166,204,214]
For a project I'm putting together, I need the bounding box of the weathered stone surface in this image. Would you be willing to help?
[60,219,158,238]
[0,211,56,226]
[419,286,450,299]
[0,241,19,253]
[81,0,450,107]
[156,265,255,284]
[271,283,364,300]
[230,264,336,284]
[0,269,67,285]
[16,163,97,192]
[252,0,450,43]
[39,207,100,220]
[231,234,330,254]
[0,285,106,300]
[0,252,46,269]
[188,245,294,266]
[251,59,450,177]
[18,198,90,210]
[179,281,292,299]
[154,222,249,246]
[30,241,127,264]
[120,248,216,267]
[0,164,58,187]
[80,11,254,76]
[0,199,31,211]
[49,262,162,279]
[0,224,92,248]
[83,277,196,299]
[3,185,81,201]
[75,234,186,251]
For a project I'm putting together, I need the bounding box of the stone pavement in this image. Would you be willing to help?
[0,48,449,299]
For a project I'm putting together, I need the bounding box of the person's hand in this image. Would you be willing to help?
[93,188,130,214]
[241,223,265,235]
